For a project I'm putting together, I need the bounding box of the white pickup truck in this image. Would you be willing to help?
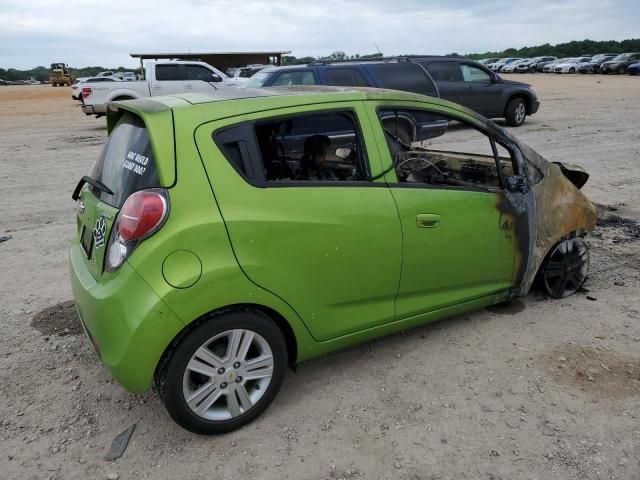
[80,61,240,116]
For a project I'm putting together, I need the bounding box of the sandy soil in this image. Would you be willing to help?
[0,75,639,480]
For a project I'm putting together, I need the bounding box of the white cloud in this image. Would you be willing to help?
[0,0,637,68]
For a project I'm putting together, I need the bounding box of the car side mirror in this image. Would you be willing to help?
[210,74,223,83]
[505,174,529,193]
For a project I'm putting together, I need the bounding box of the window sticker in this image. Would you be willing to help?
[123,150,149,176]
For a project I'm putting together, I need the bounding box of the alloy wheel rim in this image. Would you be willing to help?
[542,238,589,298]
[515,103,526,124]
[182,329,274,421]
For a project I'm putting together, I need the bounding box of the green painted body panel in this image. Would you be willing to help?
[361,100,517,318]
[68,89,560,394]
[194,101,403,341]
[75,190,118,280]
[69,242,185,393]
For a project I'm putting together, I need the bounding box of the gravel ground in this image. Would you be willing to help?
[0,75,639,480]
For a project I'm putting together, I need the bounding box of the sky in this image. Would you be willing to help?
[1,0,638,69]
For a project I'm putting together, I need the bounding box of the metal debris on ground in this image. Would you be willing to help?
[104,423,136,461]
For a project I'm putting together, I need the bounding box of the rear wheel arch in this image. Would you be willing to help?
[111,95,135,101]
[155,303,298,385]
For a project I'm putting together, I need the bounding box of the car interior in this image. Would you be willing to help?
[379,109,514,189]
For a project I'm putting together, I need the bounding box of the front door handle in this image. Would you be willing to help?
[416,213,440,228]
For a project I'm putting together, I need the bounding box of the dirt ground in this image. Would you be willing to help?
[0,75,639,480]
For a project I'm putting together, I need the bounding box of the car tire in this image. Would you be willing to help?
[155,308,288,435]
[569,67,575,73]
[539,237,589,299]
[505,97,527,127]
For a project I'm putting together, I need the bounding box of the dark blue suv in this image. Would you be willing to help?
[243,60,440,98]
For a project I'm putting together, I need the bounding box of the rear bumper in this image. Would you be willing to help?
[69,242,185,393]
[81,104,106,115]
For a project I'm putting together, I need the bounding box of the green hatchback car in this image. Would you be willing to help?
[70,86,596,434]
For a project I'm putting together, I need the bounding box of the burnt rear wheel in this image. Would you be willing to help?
[540,237,589,298]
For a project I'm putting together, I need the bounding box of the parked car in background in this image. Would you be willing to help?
[415,57,539,126]
[627,62,640,75]
[69,86,596,434]
[71,76,121,100]
[243,59,440,98]
[543,58,569,73]
[517,56,557,73]
[578,55,616,73]
[121,72,137,81]
[80,61,240,116]
[501,59,528,73]
[535,57,560,72]
[492,58,522,72]
[0,78,8,85]
[96,71,115,78]
[600,53,640,74]
[232,64,270,83]
[478,57,501,65]
[554,57,592,73]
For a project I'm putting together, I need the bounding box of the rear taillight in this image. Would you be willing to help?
[82,87,92,98]
[105,189,169,272]
[119,190,167,241]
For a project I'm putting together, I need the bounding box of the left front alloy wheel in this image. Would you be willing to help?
[539,237,590,298]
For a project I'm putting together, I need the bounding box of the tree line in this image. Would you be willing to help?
[3,38,639,81]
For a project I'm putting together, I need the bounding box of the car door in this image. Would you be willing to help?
[195,102,402,342]
[364,102,531,320]
[421,61,465,104]
[151,64,186,96]
[458,62,503,116]
[184,64,227,93]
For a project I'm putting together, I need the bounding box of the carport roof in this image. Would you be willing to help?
[130,51,291,58]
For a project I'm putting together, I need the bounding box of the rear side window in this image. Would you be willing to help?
[369,63,438,97]
[325,68,368,87]
[254,111,368,182]
[89,113,159,207]
[424,62,462,82]
[155,64,182,81]
[271,71,316,86]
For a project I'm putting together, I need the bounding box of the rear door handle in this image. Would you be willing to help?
[416,213,440,228]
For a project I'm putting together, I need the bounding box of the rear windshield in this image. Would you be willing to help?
[368,63,439,97]
[89,112,159,207]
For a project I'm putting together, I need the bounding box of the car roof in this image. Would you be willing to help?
[112,86,447,117]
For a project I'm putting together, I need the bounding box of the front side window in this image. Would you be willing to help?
[254,111,368,182]
[271,71,316,86]
[378,108,515,190]
[186,65,215,81]
[461,64,491,82]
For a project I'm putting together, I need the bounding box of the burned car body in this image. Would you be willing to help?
[70,87,596,434]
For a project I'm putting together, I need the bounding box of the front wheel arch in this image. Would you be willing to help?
[535,233,590,298]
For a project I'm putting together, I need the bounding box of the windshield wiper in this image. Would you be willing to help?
[72,175,114,201]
